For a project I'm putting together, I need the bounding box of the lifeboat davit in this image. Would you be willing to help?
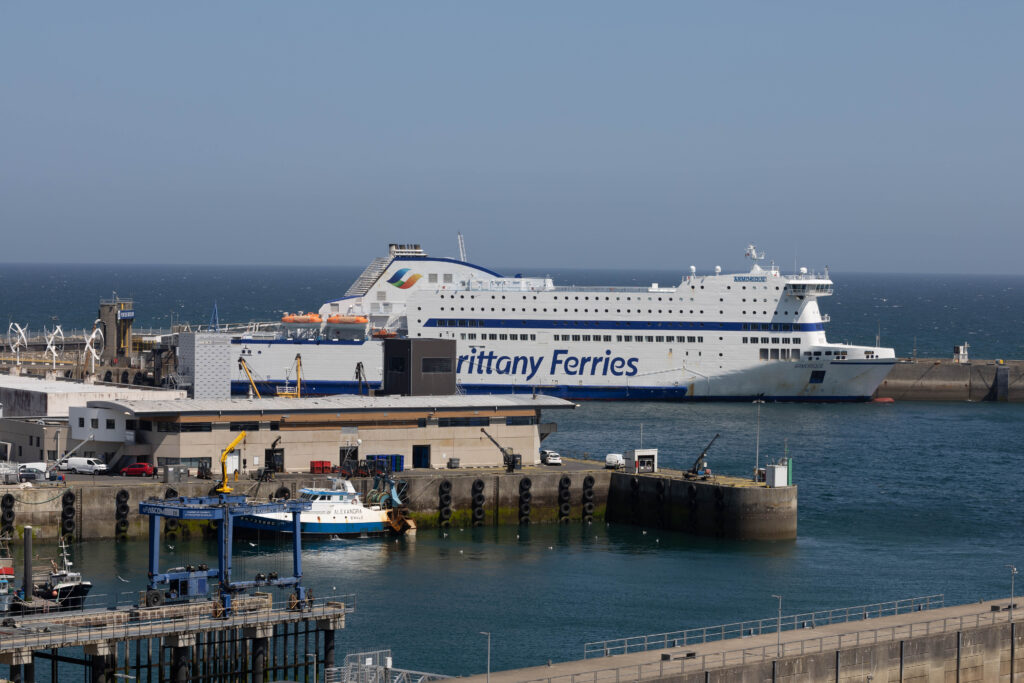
[281,312,322,328]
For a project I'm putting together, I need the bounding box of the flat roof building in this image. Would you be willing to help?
[70,394,574,473]
[0,374,185,418]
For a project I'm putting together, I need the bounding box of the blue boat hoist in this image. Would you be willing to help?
[139,494,312,613]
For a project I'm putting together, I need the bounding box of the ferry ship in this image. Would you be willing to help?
[231,243,895,401]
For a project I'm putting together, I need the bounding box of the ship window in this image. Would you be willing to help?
[760,348,769,360]
[742,337,748,343]
[771,338,779,344]
[645,336,654,342]
[623,335,633,342]
[780,349,790,360]
[793,337,801,344]
[655,336,664,342]
[429,273,438,283]
[687,336,696,343]
[443,274,453,283]
[666,336,674,342]
[499,334,507,340]
[792,348,800,359]
[761,337,769,344]
[377,291,387,301]
[571,335,581,341]
[809,370,826,384]
[530,334,536,340]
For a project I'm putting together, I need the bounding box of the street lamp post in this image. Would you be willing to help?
[1008,565,1018,622]
[480,631,491,683]
[772,594,783,657]
[306,652,318,683]
[754,399,765,480]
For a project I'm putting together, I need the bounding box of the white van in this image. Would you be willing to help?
[605,453,625,470]
[58,457,108,474]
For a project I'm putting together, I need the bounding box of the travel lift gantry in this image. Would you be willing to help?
[139,494,312,613]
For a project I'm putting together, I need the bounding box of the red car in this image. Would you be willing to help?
[120,463,155,477]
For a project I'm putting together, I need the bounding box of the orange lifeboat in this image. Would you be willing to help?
[325,315,369,326]
[371,329,398,338]
[281,312,322,327]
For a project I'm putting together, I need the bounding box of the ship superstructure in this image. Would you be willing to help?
[231,243,895,400]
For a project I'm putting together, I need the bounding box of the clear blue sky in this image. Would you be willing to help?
[2,2,1022,274]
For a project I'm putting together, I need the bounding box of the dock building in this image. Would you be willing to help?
[67,394,574,474]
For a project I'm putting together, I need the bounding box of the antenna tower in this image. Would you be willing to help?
[457,233,467,262]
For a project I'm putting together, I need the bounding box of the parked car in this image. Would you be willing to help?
[119,462,155,477]
[58,457,108,475]
[605,453,625,470]
[541,450,562,466]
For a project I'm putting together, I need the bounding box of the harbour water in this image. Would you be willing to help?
[51,399,1024,676]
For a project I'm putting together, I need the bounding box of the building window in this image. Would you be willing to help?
[437,417,490,427]
[156,422,180,433]
[230,422,259,432]
[106,419,115,430]
[139,420,153,431]
[179,423,213,433]
[78,417,85,428]
[505,415,537,426]
[90,418,99,429]
[422,357,453,373]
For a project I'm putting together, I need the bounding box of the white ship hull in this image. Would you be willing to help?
[231,243,895,401]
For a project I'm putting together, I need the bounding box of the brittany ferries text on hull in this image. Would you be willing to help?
[231,243,895,401]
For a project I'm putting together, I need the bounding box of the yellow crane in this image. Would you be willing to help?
[216,431,247,494]
[237,357,261,398]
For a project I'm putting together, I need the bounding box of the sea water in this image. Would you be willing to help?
[61,400,1024,676]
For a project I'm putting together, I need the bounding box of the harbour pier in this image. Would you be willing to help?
[456,596,1023,683]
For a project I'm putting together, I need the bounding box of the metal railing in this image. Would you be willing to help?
[584,594,943,658]
[528,603,1015,683]
[325,649,451,683]
[0,591,355,654]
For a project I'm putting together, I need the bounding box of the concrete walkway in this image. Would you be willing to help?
[459,598,1019,683]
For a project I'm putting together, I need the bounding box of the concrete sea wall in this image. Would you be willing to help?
[876,359,1024,402]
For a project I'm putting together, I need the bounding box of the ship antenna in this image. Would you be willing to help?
[457,233,468,262]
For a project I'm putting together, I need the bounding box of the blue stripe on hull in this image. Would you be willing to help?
[232,380,871,402]
[234,516,390,537]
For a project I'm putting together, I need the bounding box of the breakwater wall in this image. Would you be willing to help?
[605,473,797,541]
[877,359,1024,401]
[0,468,796,542]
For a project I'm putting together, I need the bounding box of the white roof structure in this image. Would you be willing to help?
[0,375,186,418]
[89,393,575,417]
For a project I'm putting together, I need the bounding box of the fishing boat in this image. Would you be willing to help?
[235,476,414,538]
[34,538,92,609]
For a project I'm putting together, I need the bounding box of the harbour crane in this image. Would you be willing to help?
[686,433,719,479]
[276,354,303,398]
[479,428,518,473]
[216,431,247,494]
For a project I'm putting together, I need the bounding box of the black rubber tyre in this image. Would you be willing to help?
[559,475,571,489]
[145,589,165,607]
[165,518,180,532]
[1,509,13,525]
[471,479,485,494]
[558,488,570,503]
[559,502,571,516]
[439,479,452,495]
[1,494,14,509]
[472,507,485,521]
[164,531,178,542]
[116,502,130,518]
[62,491,76,506]
[518,490,532,504]
[519,477,532,492]
[472,493,485,508]
[115,519,129,533]
[61,518,74,535]
[518,503,530,516]
[164,488,178,500]
[439,492,452,508]
[440,520,450,529]
[274,486,291,500]
[582,489,595,503]
[583,515,594,524]
[439,507,452,521]
[61,507,75,520]
[583,475,595,489]
[583,502,595,515]
[518,516,531,526]
[116,489,130,504]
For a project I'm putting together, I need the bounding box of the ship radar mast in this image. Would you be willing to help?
[745,244,765,262]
